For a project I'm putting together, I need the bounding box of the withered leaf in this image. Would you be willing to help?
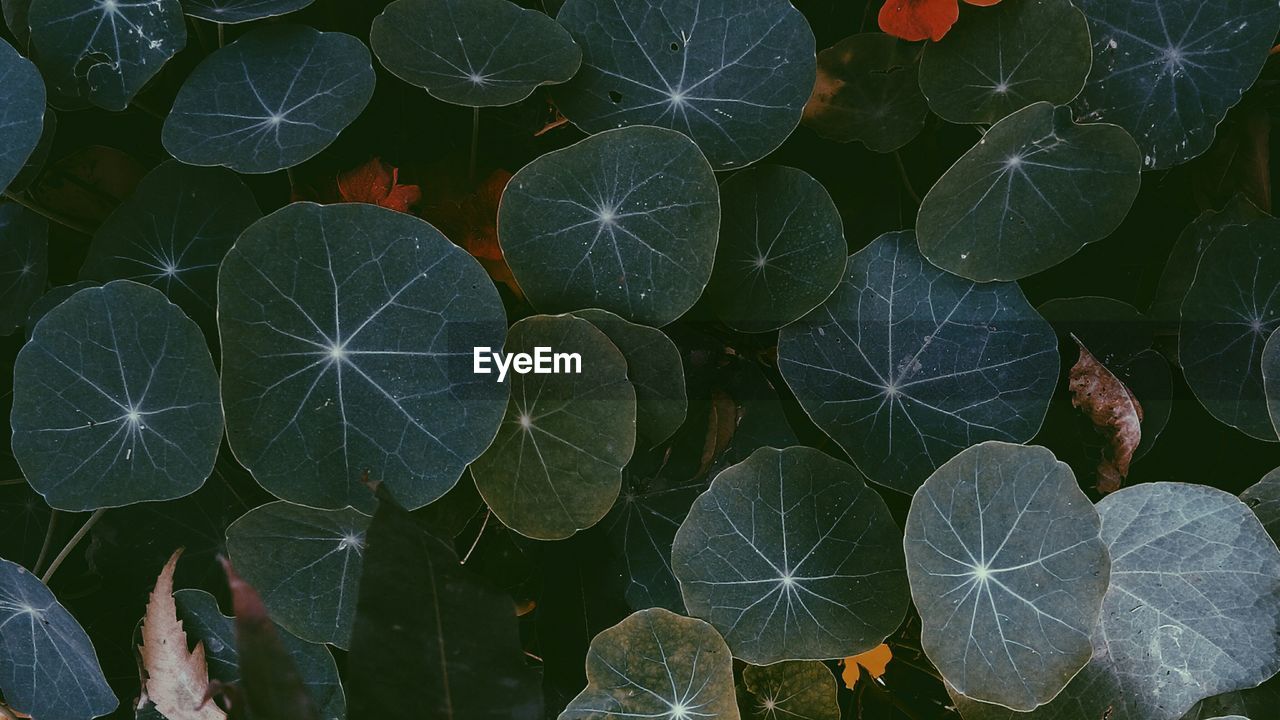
[140,549,227,720]
[1069,336,1144,493]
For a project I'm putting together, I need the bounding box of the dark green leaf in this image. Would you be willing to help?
[738,660,840,720]
[803,33,928,152]
[1241,466,1280,545]
[1265,327,1280,440]
[0,37,44,194]
[917,102,1142,282]
[554,0,816,169]
[180,0,315,24]
[0,203,48,336]
[370,0,580,107]
[24,281,94,337]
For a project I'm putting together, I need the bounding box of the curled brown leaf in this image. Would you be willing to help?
[1068,336,1144,494]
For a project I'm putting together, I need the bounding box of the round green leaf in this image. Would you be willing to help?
[803,32,929,152]
[218,202,509,511]
[920,0,1091,125]
[370,0,581,107]
[471,314,636,540]
[12,280,223,511]
[499,126,719,327]
[28,0,185,110]
[0,37,44,195]
[1265,327,1280,440]
[0,203,48,336]
[917,102,1142,282]
[1241,466,1280,546]
[738,660,840,720]
[0,558,117,720]
[225,501,370,649]
[1179,219,1280,441]
[1072,0,1280,170]
[174,588,346,719]
[953,483,1280,720]
[777,231,1059,494]
[180,0,316,24]
[561,607,738,720]
[24,281,95,336]
[672,446,909,664]
[571,308,686,447]
[80,160,262,333]
[705,165,845,333]
[905,442,1108,711]
[162,25,376,174]
[554,0,816,170]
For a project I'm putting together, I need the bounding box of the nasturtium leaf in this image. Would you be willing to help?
[8,106,55,194]
[0,558,118,720]
[370,0,581,107]
[12,280,223,511]
[607,466,708,613]
[28,0,185,111]
[778,231,1059,495]
[180,0,315,24]
[80,160,262,333]
[1265,327,1280,440]
[348,485,543,720]
[919,0,1091,125]
[1071,0,1280,170]
[917,101,1142,282]
[561,607,738,720]
[554,0,816,170]
[803,32,929,152]
[1187,675,1280,720]
[0,38,44,195]
[1150,195,1268,335]
[905,441,1109,711]
[218,202,508,511]
[2,0,31,48]
[672,446,909,664]
[1241,466,1280,545]
[24,282,95,336]
[738,660,840,720]
[471,314,636,540]
[498,126,719,327]
[705,165,845,333]
[225,501,370,649]
[162,25,376,174]
[952,482,1280,720]
[174,589,346,719]
[571,308,685,447]
[1179,219,1280,441]
[0,203,48,336]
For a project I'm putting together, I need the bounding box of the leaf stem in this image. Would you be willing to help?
[33,510,59,576]
[469,106,481,184]
[40,509,105,584]
[2,190,94,236]
[461,509,491,565]
[893,151,921,205]
[0,478,26,486]
[218,22,225,48]
[0,701,18,720]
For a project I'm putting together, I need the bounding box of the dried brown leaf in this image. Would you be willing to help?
[1068,337,1144,494]
[140,549,226,720]
[696,389,741,478]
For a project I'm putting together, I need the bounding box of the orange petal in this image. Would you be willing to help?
[878,0,959,42]
[963,0,1003,6]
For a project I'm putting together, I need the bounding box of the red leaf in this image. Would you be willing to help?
[419,168,523,299]
[879,0,959,42]
[335,157,422,213]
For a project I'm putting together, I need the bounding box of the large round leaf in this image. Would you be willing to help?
[370,0,581,107]
[919,0,1091,125]
[672,446,909,664]
[24,281,94,336]
[0,559,117,720]
[174,588,346,719]
[705,165,845,333]
[28,0,185,110]
[471,314,636,540]
[1241,466,1280,545]
[80,160,262,333]
[777,231,1059,495]
[738,660,840,720]
[0,203,48,336]
[1179,219,1280,441]
[917,102,1142,282]
[12,280,223,511]
[954,482,1280,720]
[219,202,508,511]
[905,442,1109,711]
[554,0,816,170]
[0,37,44,195]
[571,308,685,447]
[180,0,316,24]
[225,501,370,649]
[1265,327,1280,440]
[561,607,738,720]
[1071,0,1280,170]
[162,25,376,174]
[498,126,719,327]
[803,33,929,152]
